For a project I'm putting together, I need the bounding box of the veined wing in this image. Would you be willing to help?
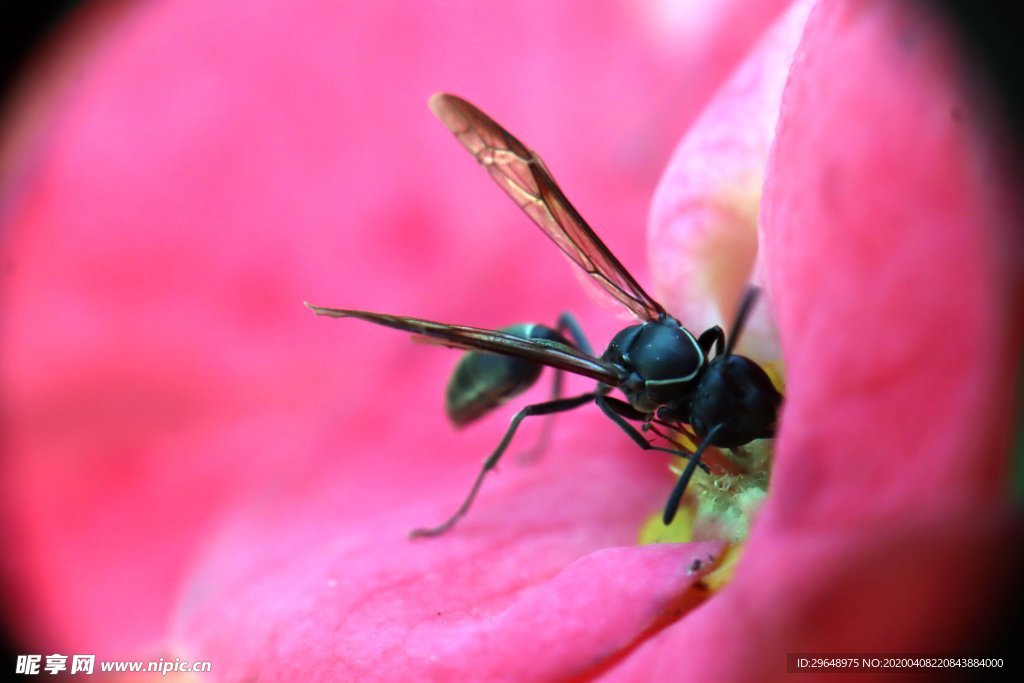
[305,303,622,385]
[429,93,666,323]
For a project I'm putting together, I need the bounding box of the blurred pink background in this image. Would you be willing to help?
[0,0,791,657]
[3,1,1020,680]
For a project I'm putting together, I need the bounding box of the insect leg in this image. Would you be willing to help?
[596,395,647,421]
[695,286,761,359]
[540,312,595,409]
[410,391,598,538]
[518,312,593,462]
[594,395,711,472]
[644,420,698,453]
[556,312,593,355]
[697,326,725,357]
[662,422,726,525]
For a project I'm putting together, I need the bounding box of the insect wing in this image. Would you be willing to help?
[304,303,622,385]
[429,93,666,323]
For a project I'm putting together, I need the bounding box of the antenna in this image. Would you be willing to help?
[724,286,759,357]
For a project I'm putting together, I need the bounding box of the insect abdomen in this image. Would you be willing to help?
[445,323,569,426]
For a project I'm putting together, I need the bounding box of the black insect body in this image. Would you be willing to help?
[306,94,783,536]
[602,320,714,413]
[446,322,577,427]
[688,356,782,448]
[657,292,783,525]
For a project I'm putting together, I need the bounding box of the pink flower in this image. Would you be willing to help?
[1,1,1018,681]
[622,1,1023,680]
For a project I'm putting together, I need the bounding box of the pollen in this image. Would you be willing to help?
[762,359,787,394]
[634,351,780,597]
[637,501,744,595]
[637,501,695,545]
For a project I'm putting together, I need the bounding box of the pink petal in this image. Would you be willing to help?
[623,0,1021,679]
[0,0,788,665]
[171,443,722,679]
[763,0,1020,527]
[648,0,814,359]
[603,513,1018,682]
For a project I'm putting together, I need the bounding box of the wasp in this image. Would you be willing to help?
[306,94,783,537]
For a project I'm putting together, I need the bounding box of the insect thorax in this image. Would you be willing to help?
[601,320,705,413]
[689,354,782,447]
